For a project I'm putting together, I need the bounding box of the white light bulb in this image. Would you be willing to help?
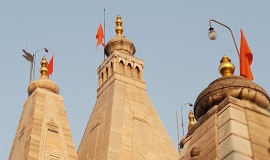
[208,29,217,40]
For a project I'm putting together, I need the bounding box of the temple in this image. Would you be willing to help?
[9,15,270,160]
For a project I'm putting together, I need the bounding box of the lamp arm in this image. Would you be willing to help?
[209,19,240,57]
[33,48,48,81]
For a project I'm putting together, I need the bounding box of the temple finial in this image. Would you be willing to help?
[115,15,123,35]
[218,55,235,77]
[40,56,48,77]
[188,110,195,130]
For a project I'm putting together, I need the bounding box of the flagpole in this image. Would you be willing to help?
[30,60,33,83]
[103,8,106,61]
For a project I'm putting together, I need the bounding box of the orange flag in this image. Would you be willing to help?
[240,29,253,80]
[47,54,54,77]
[96,24,104,47]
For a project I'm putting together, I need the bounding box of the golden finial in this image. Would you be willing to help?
[115,15,123,35]
[188,110,195,130]
[218,55,235,77]
[40,56,48,77]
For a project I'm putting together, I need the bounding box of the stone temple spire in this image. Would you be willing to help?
[9,56,77,160]
[78,15,179,160]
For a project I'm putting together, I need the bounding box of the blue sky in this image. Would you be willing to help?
[1,1,270,158]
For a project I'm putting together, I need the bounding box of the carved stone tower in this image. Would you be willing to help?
[77,15,179,160]
[9,57,78,160]
[179,56,270,159]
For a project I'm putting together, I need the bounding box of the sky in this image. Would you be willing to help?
[1,1,270,158]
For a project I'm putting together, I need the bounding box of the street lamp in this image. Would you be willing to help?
[176,102,193,152]
[208,19,240,57]
[33,48,49,80]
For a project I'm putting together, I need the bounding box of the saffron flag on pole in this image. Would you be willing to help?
[240,29,253,80]
[96,24,104,47]
[47,54,54,77]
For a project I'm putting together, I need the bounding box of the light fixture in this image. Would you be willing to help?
[176,102,193,152]
[208,27,217,40]
[208,19,239,57]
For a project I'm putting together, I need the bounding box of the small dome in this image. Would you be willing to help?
[27,56,59,96]
[104,15,136,57]
[105,35,136,57]
[194,76,270,120]
[28,76,59,95]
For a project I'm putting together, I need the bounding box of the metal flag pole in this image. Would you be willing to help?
[103,8,106,61]
[30,60,33,83]
[22,49,34,84]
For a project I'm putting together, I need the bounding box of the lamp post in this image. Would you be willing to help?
[208,19,240,57]
[176,102,193,152]
[33,48,49,80]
